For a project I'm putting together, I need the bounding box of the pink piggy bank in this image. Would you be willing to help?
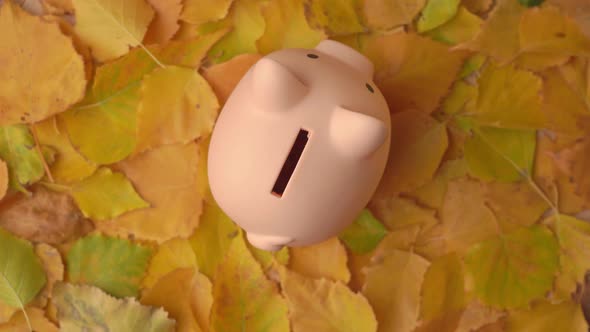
[207,40,391,251]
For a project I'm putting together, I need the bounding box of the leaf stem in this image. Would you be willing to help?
[29,123,54,183]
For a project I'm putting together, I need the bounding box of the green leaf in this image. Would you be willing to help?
[465,225,559,309]
[0,124,46,192]
[0,228,46,308]
[53,282,175,332]
[465,126,536,182]
[71,168,149,220]
[67,235,153,298]
[338,209,388,254]
[417,0,461,32]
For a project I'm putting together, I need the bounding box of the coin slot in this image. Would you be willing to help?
[272,129,310,198]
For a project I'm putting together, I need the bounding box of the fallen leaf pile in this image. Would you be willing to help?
[0,0,589,331]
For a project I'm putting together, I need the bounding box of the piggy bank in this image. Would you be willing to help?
[207,40,391,251]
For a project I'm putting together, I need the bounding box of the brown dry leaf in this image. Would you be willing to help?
[202,53,262,105]
[373,110,449,199]
[462,0,493,14]
[551,137,590,203]
[0,186,93,244]
[144,0,182,44]
[360,32,468,113]
[289,237,350,283]
[0,0,86,125]
[362,248,430,332]
[31,243,64,308]
[141,268,213,332]
[96,143,203,243]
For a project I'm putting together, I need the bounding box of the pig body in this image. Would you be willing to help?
[207,40,391,251]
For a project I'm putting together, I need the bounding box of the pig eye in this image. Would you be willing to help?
[366,83,374,93]
[307,53,319,59]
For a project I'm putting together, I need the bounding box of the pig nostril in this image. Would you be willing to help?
[307,53,319,59]
[272,129,310,198]
[366,83,374,93]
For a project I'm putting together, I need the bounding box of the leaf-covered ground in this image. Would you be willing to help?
[0,0,589,331]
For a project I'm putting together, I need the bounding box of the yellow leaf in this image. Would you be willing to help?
[142,238,198,289]
[553,215,590,299]
[417,0,461,32]
[470,62,545,129]
[462,0,492,13]
[136,66,219,153]
[442,81,478,115]
[289,237,350,283]
[180,0,234,25]
[373,110,448,199]
[459,0,524,63]
[303,0,365,36]
[34,117,97,184]
[427,6,482,45]
[141,268,213,332]
[280,266,377,332]
[211,234,290,332]
[144,0,182,44]
[547,0,590,40]
[189,202,239,279]
[96,143,203,242]
[362,248,430,332]
[71,167,148,221]
[409,158,468,210]
[506,300,588,332]
[208,0,266,63]
[456,301,505,332]
[72,0,155,61]
[370,196,438,230]
[420,253,466,324]
[360,32,467,114]
[256,0,325,54]
[440,179,499,253]
[514,52,570,71]
[0,0,86,125]
[362,0,425,31]
[31,244,64,308]
[0,186,93,244]
[519,6,590,56]
[0,307,58,332]
[247,242,289,271]
[202,53,262,105]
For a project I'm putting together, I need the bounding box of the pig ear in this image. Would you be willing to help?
[330,106,388,158]
[251,58,308,110]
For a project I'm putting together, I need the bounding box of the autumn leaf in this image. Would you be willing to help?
[289,237,350,282]
[0,228,46,312]
[303,0,365,36]
[370,196,438,230]
[362,248,430,332]
[0,186,93,244]
[67,234,153,297]
[0,0,86,125]
[136,66,219,153]
[94,144,202,242]
[70,167,149,221]
[143,0,182,44]
[141,268,212,332]
[426,6,482,45]
[280,266,377,332]
[72,0,155,61]
[464,225,559,309]
[338,208,388,254]
[180,0,234,25]
[506,300,588,332]
[202,53,263,104]
[0,308,57,332]
[0,160,6,200]
[0,124,48,192]
[373,110,448,199]
[362,0,425,31]
[210,233,290,332]
[31,243,63,308]
[142,238,198,289]
[53,282,175,332]
[553,215,590,298]
[256,0,325,54]
[417,0,460,32]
